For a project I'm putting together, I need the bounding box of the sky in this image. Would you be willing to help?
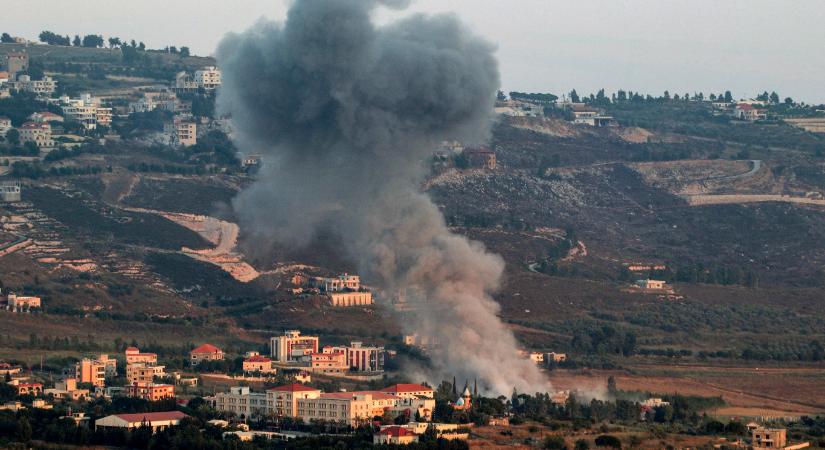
[5,0,825,103]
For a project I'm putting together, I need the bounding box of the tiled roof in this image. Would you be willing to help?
[244,355,271,363]
[322,391,396,400]
[378,426,415,436]
[266,383,319,392]
[380,384,433,394]
[191,344,222,354]
[113,411,187,423]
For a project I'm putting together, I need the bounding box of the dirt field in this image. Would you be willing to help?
[546,364,825,418]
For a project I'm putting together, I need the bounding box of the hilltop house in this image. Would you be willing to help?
[18,121,54,147]
[190,344,224,366]
[733,103,767,121]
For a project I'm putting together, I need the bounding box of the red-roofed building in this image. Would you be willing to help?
[381,384,434,399]
[95,411,187,432]
[374,425,419,445]
[733,103,767,121]
[190,344,223,366]
[242,355,275,373]
[29,111,63,123]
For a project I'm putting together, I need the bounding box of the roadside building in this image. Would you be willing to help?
[270,330,319,363]
[190,344,224,366]
[95,411,188,433]
[374,426,419,445]
[18,121,54,147]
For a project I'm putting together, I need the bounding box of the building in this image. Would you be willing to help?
[450,387,472,411]
[174,72,199,93]
[733,103,767,121]
[60,95,110,130]
[2,52,28,78]
[382,384,435,422]
[0,181,21,202]
[15,383,43,396]
[546,352,567,363]
[751,426,810,450]
[18,121,54,147]
[634,279,672,292]
[194,67,221,90]
[327,291,373,307]
[569,105,615,126]
[124,383,175,402]
[14,75,57,96]
[528,352,545,364]
[381,384,434,400]
[129,90,179,113]
[76,355,117,387]
[4,293,40,311]
[0,362,22,376]
[271,330,319,363]
[374,426,419,445]
[242,355,276,374]
[29,111,63,123]
[266,384,322,417]
[0,116,11,136]
[210,386,269,419]
[164,116,197,146]
[462,147,497,170]
[125,347,158,365]
[190,344,224,366]
[44,378,90,401]
[126,363,166,384]
[95,411,188,433]
[310,351,347,374]
[297,391,398,426]
[324,342,385,372]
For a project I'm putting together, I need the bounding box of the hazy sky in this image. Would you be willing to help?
[6,0,825,103]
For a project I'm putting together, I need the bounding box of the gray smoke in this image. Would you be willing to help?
[217,0,551,395]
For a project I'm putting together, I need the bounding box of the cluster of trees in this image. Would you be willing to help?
[0,33,16,43]
[564,88,798,108]
[570,324,637,357]
[10,161,106,178]
[508,91,559,103]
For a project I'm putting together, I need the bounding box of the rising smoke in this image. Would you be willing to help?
[217,0,551,395]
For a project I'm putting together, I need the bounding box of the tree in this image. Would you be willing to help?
[594,435,622,449]
[73,35,81,46]
[82,34,104,48]
[607,376,617,395]
[168,46,178,54]
[769,91,780,104]
[6,129,20,146]
[1,33,15,43]
[108,37,121,48]
[138,41,146,51]
[180,46,190,57]
[569,89,580,103]
[784,97,794,105]
[17,417,32,442]
[724,91,733,103]
[575,440,590,450]
[39,30,70,46]
[544,435,568,449]
[756,91,770,102]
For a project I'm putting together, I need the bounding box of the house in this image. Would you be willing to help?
[129,90,179,113]
[0,181,20,202]
[323,342,385,372]
[733,103,767,121]
[462,147,497,170]
[194,67,221,90]
[374,426,419,445]
[0,71,10,85]
[190,344,224,366]
[125,346,158,365]
[29,111,63,123]
[2,52,28,78]
[546,352,567,363]
[124,383,175,402]
[750,426,810,450]
[528,352,545,364]
[633,279,674,293]
[4,293,41,311]
[242,355,276,374]
[0,362,22,376]
[44,378,90,401]
[94,411,188,433]
[570,105,615,126]
[60,94,111,130]
[382,384,435,422]
[18,121,54,147]
[309,274,373,307]
[270,330,319,363]
[0,116,12,136]
[551,390,570,405]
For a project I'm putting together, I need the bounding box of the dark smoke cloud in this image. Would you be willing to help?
[217,0,551,394]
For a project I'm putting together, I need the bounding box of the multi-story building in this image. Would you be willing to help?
[129,90,178,113]
[13,75,57,96]
[126,363,166,384]
[4,293,41,311]
[271,330,319,363]
[324,342,385,372]
[194,67,221,90]
[310,351,347,374]
[265,384,322,417]
[44,378,90,401]
[242,355,275,374]
[125,347,158,365]
[60,94,112,130]
[2,52,28,78]
[164,116,197,146]
[75,355,117,387]
[190,344,224,366]
[124,383,175,402]
[210,386,268,419]
[381,384,435,422]
[18,122,54,147]
[298,391,397,426]
[380,384,434,400]
[174,71,199,93]
[328,291,373,307]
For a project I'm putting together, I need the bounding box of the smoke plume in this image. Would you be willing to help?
[217,0,551,395]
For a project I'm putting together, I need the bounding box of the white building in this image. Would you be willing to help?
[271,330,319,363]
[0,181,21,203]
[210,386,269,419]
[323,341,385,372]
[61,94,112,130]
[194,66,221,90]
